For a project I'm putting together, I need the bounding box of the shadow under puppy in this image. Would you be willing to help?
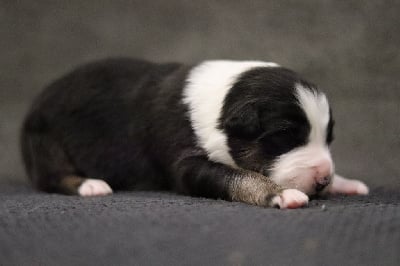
[21,59,369,209]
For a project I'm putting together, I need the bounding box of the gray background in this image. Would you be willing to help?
[1,0,399,189]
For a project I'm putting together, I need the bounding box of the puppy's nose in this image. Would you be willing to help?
[313,159,332,181]
[312,159,332,192]
[315,176,330,192]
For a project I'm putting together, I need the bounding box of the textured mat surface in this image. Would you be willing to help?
[0,183,399,266]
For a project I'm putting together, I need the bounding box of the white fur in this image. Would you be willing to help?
[329,174,369,195]
[270,84,334,195]
[271,189,309,209]
[295,84,330,144]
[183,60,279,166]
[78,179,113,196]
[270,145,334,194]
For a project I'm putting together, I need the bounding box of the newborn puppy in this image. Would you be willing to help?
[21,58,369,209]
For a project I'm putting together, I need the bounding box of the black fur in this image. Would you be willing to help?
[21,58,333,206]
[21,58,235,199]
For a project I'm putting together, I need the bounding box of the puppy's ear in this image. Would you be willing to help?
[221,104,262,139]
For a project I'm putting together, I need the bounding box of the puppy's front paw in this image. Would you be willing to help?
[78,179,113,196]
[271,189,309,209]
[329,175,369,195]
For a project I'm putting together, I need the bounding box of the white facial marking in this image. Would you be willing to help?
[295,84,330,144]
[270,84,333,195]
[78,179,113,196]
[183,60,279,166]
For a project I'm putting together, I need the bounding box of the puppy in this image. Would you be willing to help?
[21,58,369,209]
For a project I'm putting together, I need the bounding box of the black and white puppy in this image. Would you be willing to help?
[21,58,369,209]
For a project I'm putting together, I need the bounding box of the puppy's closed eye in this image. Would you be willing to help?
[222,104,262,139]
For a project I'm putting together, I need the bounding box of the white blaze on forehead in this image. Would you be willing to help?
[183,60,279,166]
[295,84,330,144]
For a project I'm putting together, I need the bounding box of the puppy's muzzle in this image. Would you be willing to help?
[313,158,333,192]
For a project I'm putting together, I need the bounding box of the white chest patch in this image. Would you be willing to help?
[182,60,279,166]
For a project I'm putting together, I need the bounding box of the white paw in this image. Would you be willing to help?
[271,189,309,209]
[78,179,113,196]
[329,175,369,195]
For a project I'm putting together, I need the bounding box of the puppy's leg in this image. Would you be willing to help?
[328,174,369,195]
[173,155,308,208]
[21,123,112,196]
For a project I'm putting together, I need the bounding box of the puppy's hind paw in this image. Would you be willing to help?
[271,189,309,209]
[78,179,113,197]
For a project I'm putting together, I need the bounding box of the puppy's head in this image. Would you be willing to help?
[220,67,335,195]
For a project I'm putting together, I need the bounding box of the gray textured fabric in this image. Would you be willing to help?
[0,183,399,266]
[1,1,399,265]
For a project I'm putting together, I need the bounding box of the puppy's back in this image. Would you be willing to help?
[21,58,182,193]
